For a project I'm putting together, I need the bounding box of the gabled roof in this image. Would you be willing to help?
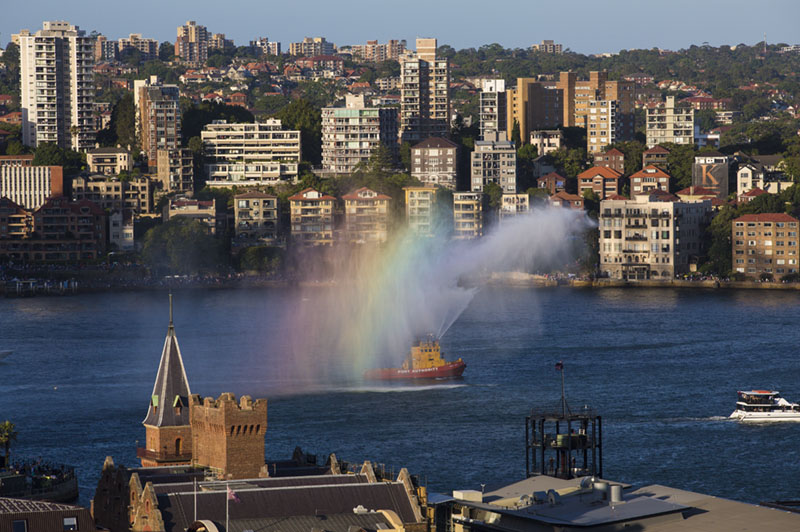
[412,137,459,150]
[742,187,767,197]
[577,166,622,179]
[603,148,624,157]
[288,188,336,201]
[539,171,566,182]
[644,189,679,202]
[143,296,191,428]
[551,191,583,201]
[606,194,628,200]
[735,213,798,223]
[644,145,670,154]
[630,165,671,179]
[341,187,391,201]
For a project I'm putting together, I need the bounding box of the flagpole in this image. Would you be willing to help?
[561,367,566,418]
[193,477,197,522]
[226,490,229,532]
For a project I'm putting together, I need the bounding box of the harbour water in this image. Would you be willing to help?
[1,286,799,506]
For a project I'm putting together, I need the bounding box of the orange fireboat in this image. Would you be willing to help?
[363,337,466,381]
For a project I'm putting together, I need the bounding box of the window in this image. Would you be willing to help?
[12,521,27,532]
[63,517,78,531]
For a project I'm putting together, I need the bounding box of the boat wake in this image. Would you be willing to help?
[338,383,467,393]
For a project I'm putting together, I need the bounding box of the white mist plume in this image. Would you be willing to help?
[282,207,594,380]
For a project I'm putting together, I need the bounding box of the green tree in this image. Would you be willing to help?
[142,218,228,275]
[4,139,25,155]
[238,246,284,274]
[32,143,85,175]
[663,143,697,190]
[483,182,503,210]
[516,143,539,191]
[0,420,17,469]
[158,41,174,61]
[276,99,322,165]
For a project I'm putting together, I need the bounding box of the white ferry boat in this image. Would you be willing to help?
[730,390,800,422]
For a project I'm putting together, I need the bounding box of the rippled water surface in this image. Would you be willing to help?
[1,286,798,505]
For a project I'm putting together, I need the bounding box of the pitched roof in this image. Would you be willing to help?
[143,296,191,428]
[676,186,717,196]
[411,137,459,150]
[646,189,679,202]
[606,194,628,200]
[603,148,624,157]
[552,191,583,201]
[577,166,622,179]
[0,497,84,513]
[288,188,336,201]
[644,145,670,154]
[742,187,767,197]
[341,187,391,201]
[735,213,799,223]
[630,165,671,179]
[539,171,566,181]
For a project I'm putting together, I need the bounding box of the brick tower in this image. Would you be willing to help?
[189,393,268,479]
[138,294,193,467]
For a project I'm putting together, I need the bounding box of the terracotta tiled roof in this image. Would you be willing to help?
[734,213,799,223]
[742,187,767,197]
[630,165,671,179]
[676,186,717,196]
[552,191,583,201]
[578,166,622,179]
[644,145,671,154]
[412,137,459,149]
[288,188,336,201]
[606,194,628,200]
[540,171,566,180]
[603,148,624,156]
[341,187,391,201]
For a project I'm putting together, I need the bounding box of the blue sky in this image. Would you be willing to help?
[3,0,799,54]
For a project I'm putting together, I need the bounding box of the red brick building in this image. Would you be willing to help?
[593,147,625,174]
[630,165,671,195]
[577,166,623,199]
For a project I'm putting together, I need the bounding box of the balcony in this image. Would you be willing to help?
[136,447,192,462]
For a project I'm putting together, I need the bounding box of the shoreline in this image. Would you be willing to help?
[3,272,800,296]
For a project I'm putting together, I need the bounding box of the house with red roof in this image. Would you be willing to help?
[550,191,584,210]
[577,166,623,199]
[342,187,391,244]
[630,165,671,194]
[593,148,625,174]
[642,145,670,169]
[738,187,767,204]
[732,213,800,278]
[537,172,566,195]
[288,188,335,246]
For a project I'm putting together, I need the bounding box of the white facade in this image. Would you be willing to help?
[201,120,301,186]
[479,79,506,140]
[16,21,95,151]
[646,96,694,148]
[0,165,62,210]
[471,131,517,193]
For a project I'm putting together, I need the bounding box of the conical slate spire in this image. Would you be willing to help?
[142,294,191,427]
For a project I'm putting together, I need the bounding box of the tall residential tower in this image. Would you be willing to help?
[399,38,450,144]
[16,21,95,151]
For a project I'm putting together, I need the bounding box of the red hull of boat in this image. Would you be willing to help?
[364,360,466,381]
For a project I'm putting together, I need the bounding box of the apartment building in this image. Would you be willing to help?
[411,137,459,190]
[500,193,530,221]
[737,156,793,196]
[209,33,234,51]
[250,37,281,56]
[289,37,335,56]
[732,213,799,278]
[404,185,437,237]
[156,148,194,195]
[16,21,95,151]
[532,40,563,54]
[234,191,279,243]
[164,197,220,235]
[530,130,563,155]
[289,188,335,245]
[34,197,107,260]
[594,148,625,174]
[692,151,731,199]
[87,146,131,175]
[94,35,118,61]
[599,193,710,280]
[646,96,694,148]
[505,78,563,143]
[398,38,450,144]
[453,192,484,239]
[134,76,181,165]
[321,94,398,175]
[586,100,619,154]
[471,131,517,193]
[0,197,32,239]
[349,40,406,62]
[577,166,622,199]
[479,80,507,140]
[0,154,34,167]
[72,174,152,215]
[176,21,209,66]
[0,165,64,209]
[537,172,566,194]
[643,145,670,168]
[550,191,585,210]
[202,119,301,186]
[630,165,671,195]
[119,34,158,61]
[556,71,635,140]
[342,187,391,244]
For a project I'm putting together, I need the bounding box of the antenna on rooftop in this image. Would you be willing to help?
[169,291,174,327]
